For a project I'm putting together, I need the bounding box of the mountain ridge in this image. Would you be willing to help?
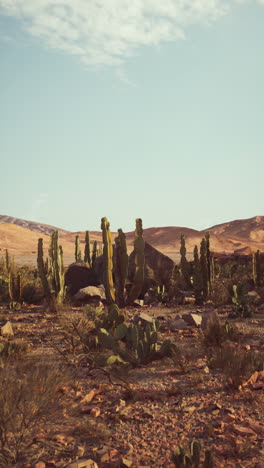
[1,215,264,265]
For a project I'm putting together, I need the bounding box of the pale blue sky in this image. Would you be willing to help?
[0,1,263,233]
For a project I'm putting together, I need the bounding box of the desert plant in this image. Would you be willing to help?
[84,230,91,265]
[232,283,252,317]
[0,361,66,466]
[180,235,191,288]
[200,238,209,299]
[114,228,128,307]
[209,280,230,306]
[75,235,82,262]
[171,440,214,467]
[0,338,28,364]
[8,270,22,308]
[202,320,240,348]
[101,217,115,304]
[37,231,65,311]
[127,218,145,305]
[207,347,264,389]
[193,245,203,305]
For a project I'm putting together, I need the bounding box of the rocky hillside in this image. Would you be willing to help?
[0,215,69,236]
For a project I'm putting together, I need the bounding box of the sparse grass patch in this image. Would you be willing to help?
[207,347,264,389]
[202,320,240,348]
[0,361,67,466]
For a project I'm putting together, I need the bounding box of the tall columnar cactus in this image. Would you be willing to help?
[193,245,203,305]
[101,217,115,304]
[8,271,22,305]
[91,240,97,270]
[37,238,52,299]
[200,238,209,299]
[205,232,213,289]
[84,231,91,265]
[75,235,82,262]
[253,250,262,286]
[38,231,65,308]
[114,228,128,307]
[127,218,145,305]
[180,235,191,287]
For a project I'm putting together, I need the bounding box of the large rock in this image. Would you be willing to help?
[128,242,175,297]
[1,320,14,338]
[182,313,202,328]
[65,262,99,296]
[74,285,106,303]
[169,319,189,331]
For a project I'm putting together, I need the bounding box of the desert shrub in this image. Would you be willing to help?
[0,338,28,364]
[21,282,41,304]
[202,320,240,348]
[0,361,66,466]
[0,275,9,302]
[207,347,264,389]
[231,282,252,317]
[209,280,230,306]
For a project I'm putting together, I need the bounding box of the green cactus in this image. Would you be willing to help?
[253,250,262,286]
[193,245,203,305]
[75,235,82,262]
[180,235,191,287]
[37,231,65,310]
[37,238,52,299]
[91,240,97,270]
[101,217,115,304]
[114,228,128,307]
[8,271,22,307]
[171,441,214,468]
[84,231,91,265]
[200,238,209,299]
[127,218,145,305]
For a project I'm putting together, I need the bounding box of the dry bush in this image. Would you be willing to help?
[209,280,230,306]
[207,347,264,389]
[0,338,28,364]
[0,361,66,466]
[202,320,240,348]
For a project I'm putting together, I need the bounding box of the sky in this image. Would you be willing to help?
[0,0,264,233]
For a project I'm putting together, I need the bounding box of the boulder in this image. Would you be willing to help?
[182,313,202,328]
[169,319,189,331]
[65,262,99,295]
[74,285,106,303]
[1,320,14,338]
[128,242,175,297]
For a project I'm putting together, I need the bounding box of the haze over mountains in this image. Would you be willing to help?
[0,215,264,265]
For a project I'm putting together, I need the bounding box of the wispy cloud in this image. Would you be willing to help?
[0,1,262,68]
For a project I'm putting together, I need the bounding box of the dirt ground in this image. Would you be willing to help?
[0,303,264,468]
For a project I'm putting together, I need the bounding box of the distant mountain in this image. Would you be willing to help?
[0,215,69,236]
[0,214,263,265]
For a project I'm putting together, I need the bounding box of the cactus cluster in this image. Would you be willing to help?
[37,231,65,310]
[171,440,214,468]
[8,271,22,308]
[96,305,176,366]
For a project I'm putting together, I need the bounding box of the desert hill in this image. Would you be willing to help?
[0,215,264,266]
[0,215,69,236]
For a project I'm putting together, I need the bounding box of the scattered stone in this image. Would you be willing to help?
[74,285,106,303]
[168,319,189,331]
[0,320,14,338]
[133,299,144,307]
[182,313,202,328]
[81,390,96,404]
[90,407,100,418]
[134,312,153,325]
[34,463,46,468]
[65,460,98,468]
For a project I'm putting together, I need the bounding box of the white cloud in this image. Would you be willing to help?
[0,0,262,68]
